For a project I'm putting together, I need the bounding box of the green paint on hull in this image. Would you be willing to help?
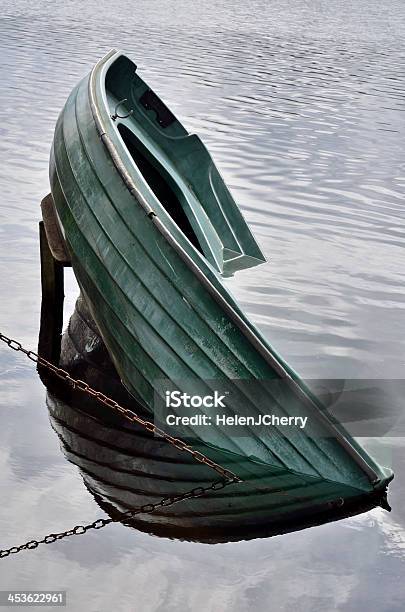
[50,50,393,505]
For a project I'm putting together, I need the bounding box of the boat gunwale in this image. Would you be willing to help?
[87,49,384,487]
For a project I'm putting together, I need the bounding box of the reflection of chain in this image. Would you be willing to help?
[0,332,241,483]
[0,479,231,558]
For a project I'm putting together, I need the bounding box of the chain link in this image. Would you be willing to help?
[0,332,241,484]
[0,479,231,558]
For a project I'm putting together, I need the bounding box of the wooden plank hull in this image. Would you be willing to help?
[50,51,393,500]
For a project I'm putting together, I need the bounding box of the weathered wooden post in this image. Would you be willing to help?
[38,194,71,365]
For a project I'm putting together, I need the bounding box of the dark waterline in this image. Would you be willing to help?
[0,1,404,610]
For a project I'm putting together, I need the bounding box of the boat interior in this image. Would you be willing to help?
[104,54,266,277]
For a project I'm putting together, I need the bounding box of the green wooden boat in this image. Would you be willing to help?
[49,50,393,501]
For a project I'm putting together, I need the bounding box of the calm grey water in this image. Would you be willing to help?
[0,1,404,610]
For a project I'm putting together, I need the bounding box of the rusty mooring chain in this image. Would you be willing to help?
[0,479,231,558]
[0,331,241,484]
[0,330,242,558]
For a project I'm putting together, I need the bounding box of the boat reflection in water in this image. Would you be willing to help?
[42,297,391,544]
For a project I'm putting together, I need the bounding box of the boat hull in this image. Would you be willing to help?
[50,51,393,497]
